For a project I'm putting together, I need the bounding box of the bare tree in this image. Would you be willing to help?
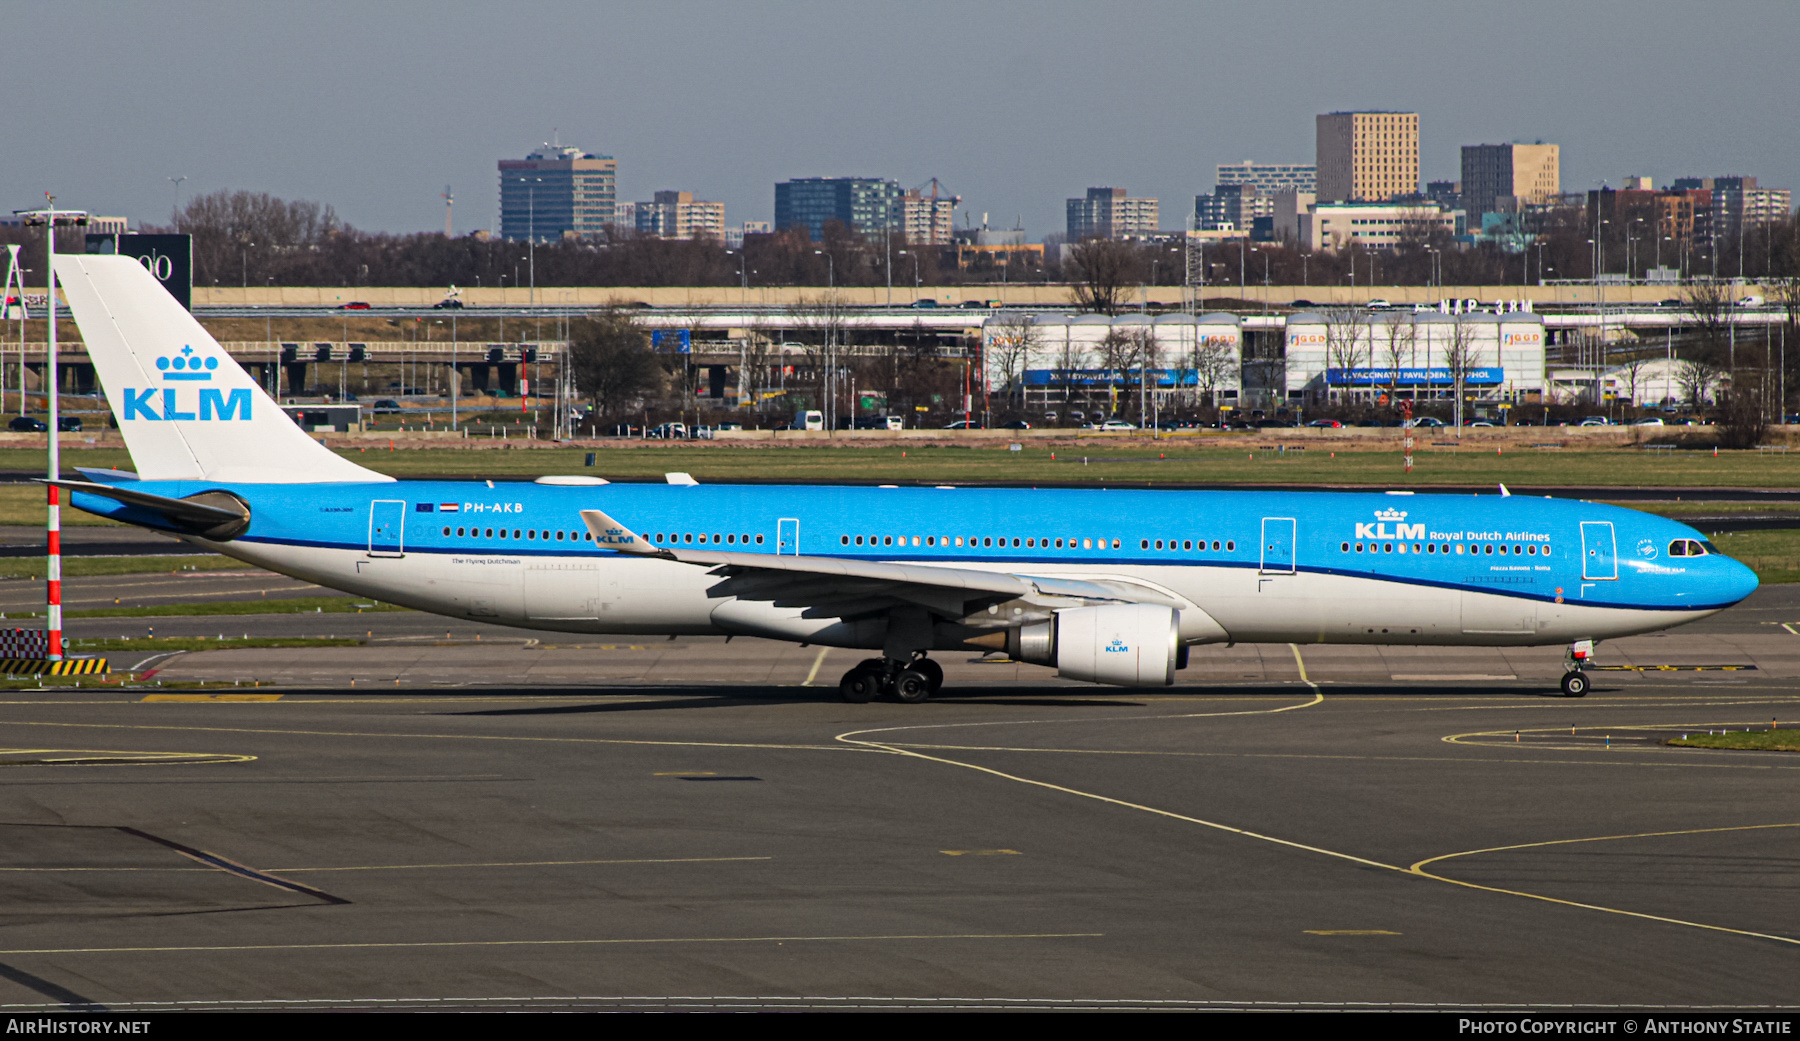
[567,310,663,421]
[985,314,1042,412]
[1094,327,1140,419]
[1321,306,1370,405]
[1192,334,1236,409]
[1378,316,1417,405]
[1676,356,1721,409]
[1440,319,1481,431]
[1613,352,1652,411]
[1065,239,1142,316]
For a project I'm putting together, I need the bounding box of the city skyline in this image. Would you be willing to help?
[3,0,1796,240]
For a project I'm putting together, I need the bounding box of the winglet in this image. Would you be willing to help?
[578,508,671,557]
[1499,483,1511,497]
[665,472,699,486]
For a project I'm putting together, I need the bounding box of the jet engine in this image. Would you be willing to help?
[1005,604,1180,687]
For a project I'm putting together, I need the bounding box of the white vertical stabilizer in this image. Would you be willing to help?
[53,255,388,484]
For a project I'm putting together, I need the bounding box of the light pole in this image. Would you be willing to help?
[898,250,919,292]
[815,249,835,431]
[15,198,87,663]
[167,176,186,223]
[524,175,543,305]
[241,239,253,288]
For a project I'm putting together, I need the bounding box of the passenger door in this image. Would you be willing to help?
[368,500,406,557]
[1580,521,1617,581]
[777,518,800,556]
[1260,517,1296,575]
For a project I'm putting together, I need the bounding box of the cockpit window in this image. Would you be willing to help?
[1669,539,1709,557]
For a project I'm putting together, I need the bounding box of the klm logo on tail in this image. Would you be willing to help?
[124,345,251,422]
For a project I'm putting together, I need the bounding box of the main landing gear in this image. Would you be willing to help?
[839,655,944,704]
[1560,639,1595,698]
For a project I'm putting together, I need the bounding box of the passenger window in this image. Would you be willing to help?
[841,535,850,546]
[557,531,566,541]
[1113,539,1122,549]
[755,534,764,544]
[485,528,494,538]
[442,526,451,536]
[1225,541,1234,552]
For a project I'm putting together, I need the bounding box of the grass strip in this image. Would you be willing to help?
[61,636,366,653]
[1667,730,1800,752]
[0,555,242,580]
[10,441,1800,489]
[61,597,409,619]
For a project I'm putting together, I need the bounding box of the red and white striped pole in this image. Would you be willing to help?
[44,199,63,662]
[46,483,60,661]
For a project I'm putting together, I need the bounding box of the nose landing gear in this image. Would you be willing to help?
[838,654,944,704]
[1560,639,1595,698]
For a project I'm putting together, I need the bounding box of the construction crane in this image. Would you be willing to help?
[442,185,454,237]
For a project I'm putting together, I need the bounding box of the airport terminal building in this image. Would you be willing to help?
[983,313,1243,413]
[984,310,1547,414]
[1283,311,1547,406]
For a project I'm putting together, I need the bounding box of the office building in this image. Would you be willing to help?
[1708,176,1793,247]
[633,190,726,240]
[724,221,771,249]
[1066,187,1159,240]
[1194,183,1268,233]
[1215,162,1315,194]
[896,188,958,245]
[1316,111,1419,202]
[1279,199,1460,252]
[774,177,904,241]
[1460,143,1560,218]
[498,143,616,240]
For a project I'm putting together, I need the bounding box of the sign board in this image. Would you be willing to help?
[1325,367,1504,387]
[87,234,192,311]
[650,329,691,353]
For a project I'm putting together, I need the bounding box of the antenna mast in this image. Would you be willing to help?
[443,185,454,237]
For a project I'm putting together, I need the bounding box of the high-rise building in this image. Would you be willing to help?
[1709,176,1792,247]
[896,188,957,245]
[1315,111,1419,202]
[498,144,616,240]
[633,190,726,240]
[1194,183,1268,233]
[1066,187,1158,240]
[1459,143,1560,218]
[774,177,904,241]
[1215,162,1315,194]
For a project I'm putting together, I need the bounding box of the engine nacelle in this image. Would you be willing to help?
[1006,604,1179,687]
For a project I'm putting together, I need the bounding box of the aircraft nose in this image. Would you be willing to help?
[1719,555,1760,604]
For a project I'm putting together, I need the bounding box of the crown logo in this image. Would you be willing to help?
[1374,508,1408,522]
[155,345,218,382]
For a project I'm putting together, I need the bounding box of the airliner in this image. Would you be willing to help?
[49,255,1757,700]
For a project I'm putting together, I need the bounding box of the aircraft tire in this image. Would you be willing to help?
[893,669,934,703]
[1560,671,1590,698]
[840,667,882,704]
[911,657,944,693]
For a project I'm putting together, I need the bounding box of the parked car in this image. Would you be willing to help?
[1578,417,1612,427]
[1468,420,1495,428]
[647,422,689,439]
[1632,417,1665,426]
[370,399,402,414]
[1365,298,1393,310]
[337,301,371,310]
[1096,419,1136,431]
[941,419,984,430]
[910,299,939,309]
[1306,419,1343,428]
[7,416,46,432]
[57,416,83,432]
[715,421,744,432]
[1000,419,1031,430]
[1290,299,1315,308]
[1738,295,1766,308]
[1403,416,1445,428]
[431,299,464,310]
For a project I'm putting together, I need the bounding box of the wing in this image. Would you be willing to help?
[577,508,1183,626]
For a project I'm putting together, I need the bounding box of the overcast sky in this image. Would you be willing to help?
[5,0,1796,240]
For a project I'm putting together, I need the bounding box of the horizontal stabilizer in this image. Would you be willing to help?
[47,479,251,541]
